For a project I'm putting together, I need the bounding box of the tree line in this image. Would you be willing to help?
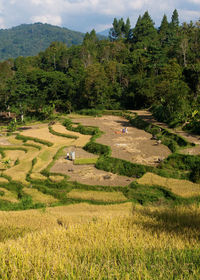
[0,10,199,131]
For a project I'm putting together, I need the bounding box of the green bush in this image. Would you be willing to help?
[183,121,200,135]
[48,125,78,139]
[96,156,152,178]
[161,154,200,171]
[14,158,20,166]
[125,182,179,205]
[84,142,111,156]
[0,190,4,196]
[190,166,200,183]
[77,109,103,117]
[7,120,17,132]
[63,119,100,136]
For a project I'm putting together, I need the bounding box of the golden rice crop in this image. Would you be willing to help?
[23,187,58,204]
[67,190,128,202]
[0,204,200,279]
[138,172,200,197]
[49,175,64,182]
[0,187,19,203]
[0,177,8,183]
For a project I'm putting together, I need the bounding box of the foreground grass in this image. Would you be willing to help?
[0,204,200,279]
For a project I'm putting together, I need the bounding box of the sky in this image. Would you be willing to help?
[0,0,199,32]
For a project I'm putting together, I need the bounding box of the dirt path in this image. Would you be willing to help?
[131,110,200,145]
[130,110,200,156]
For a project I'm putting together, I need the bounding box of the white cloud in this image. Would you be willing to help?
[31,15,62,25]
[0,17,5,28]
[188,0,200,4]
[0,0,199,32]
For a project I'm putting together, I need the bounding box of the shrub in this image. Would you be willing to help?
[48,126,78,139]
[84,142,111,156]
[190,166,200,183]
[77,109,103,117]
[0,190,4,196]
[16,134,53,147]
[7,120,17,132]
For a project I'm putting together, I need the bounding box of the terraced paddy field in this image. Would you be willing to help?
[0,112,199,209]
[1,112,200,279]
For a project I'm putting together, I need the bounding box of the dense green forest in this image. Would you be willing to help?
[0,10,200,133]
[0,23,86,60]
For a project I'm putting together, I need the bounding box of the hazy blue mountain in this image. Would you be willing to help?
[0,23,86,61]
[97,28,110,37]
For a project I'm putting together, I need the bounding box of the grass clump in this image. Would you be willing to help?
[96,156,152,178]
[74,158,98,165]
[161,153,200,171]
[77,108,103,117]
[48,125,78,139]
[23,143,42,150]
[16,134,53,147]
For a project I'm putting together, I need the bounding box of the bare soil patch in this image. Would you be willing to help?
[51,156,133,186]
[179,146,200,156]
[63,147,98,159]
[73,115,171,166]
[0,137,12,145]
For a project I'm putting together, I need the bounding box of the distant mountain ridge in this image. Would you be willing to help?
[97,28,110,37]
[0,23,87,61]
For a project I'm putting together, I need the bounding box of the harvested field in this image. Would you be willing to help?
[5,150,26,162]
[73,115,171,166]
[51,156,133,186]
[32,147,58,173]
[4,147,40,184]
[67,190,128,202]
[0,137,11,145]
[0,122,91,184]
[21,126,75,146]
[23,187,58,204]
[138,172,200,197]
[179,146,200,156]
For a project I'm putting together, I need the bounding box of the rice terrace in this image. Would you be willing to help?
[0,5,200,277]
[0,108,200,279]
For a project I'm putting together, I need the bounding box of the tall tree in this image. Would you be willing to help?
[171,9,179,28]
[132,11,157,47]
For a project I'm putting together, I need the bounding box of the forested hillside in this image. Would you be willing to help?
[0,10,200,132]
[0,23,85,60]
